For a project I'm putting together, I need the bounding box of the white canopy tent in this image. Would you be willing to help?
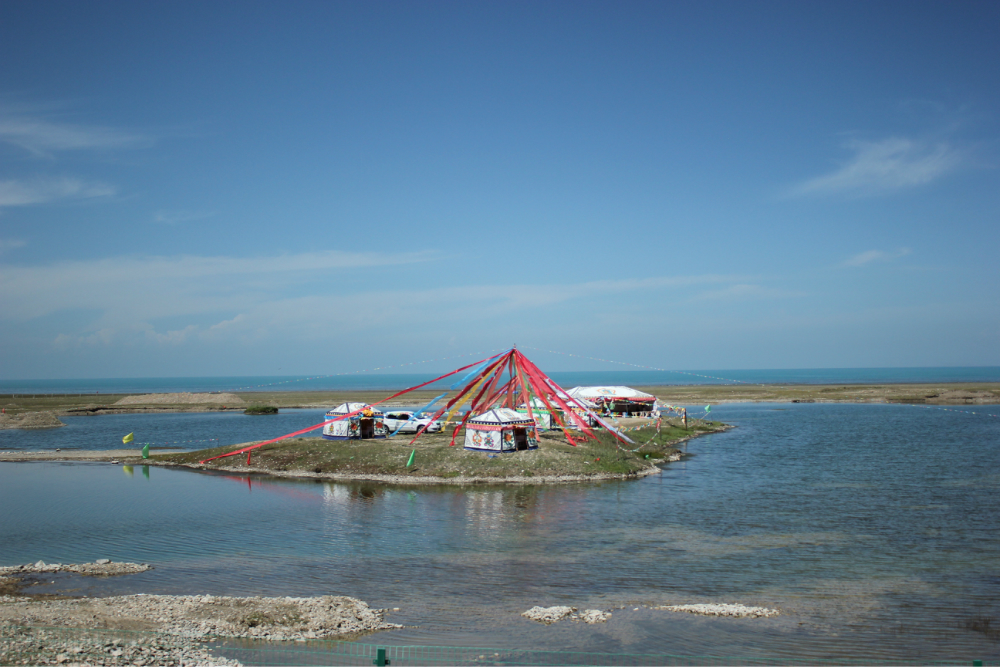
[516,394,598,429]
[565,386,657,415]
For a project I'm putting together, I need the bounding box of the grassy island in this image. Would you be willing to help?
[243,405,279,415]
[153,417,729,483]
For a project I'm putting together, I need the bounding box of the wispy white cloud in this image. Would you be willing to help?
[0,113,150,156]
[0,250,778,350]
[843,247,912,267]
[0,177,116,208]
[0,247,804,352]
[0,238,26,253]
[695,283,807,300]
[789,138,963,197]
[153,209,216,225]
[0,250,439,324]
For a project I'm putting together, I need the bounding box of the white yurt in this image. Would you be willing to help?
[515,397,554,429]
[322,402,388,440]
[516,394,599,429]
[565,386,657,416]
[464,408,538,452]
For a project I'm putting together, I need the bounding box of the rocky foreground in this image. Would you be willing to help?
[0,561,400,666]
[0,626,241,667]
[0,593,400,641]
[0,560,151,577]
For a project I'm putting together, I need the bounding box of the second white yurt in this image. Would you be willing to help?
[463,408,537,452]
[322,403,388,440]
[515,397,553,429]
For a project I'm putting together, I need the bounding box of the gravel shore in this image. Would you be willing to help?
[0,625,241,667]
[0,562,400,666]
[0,593,400,642]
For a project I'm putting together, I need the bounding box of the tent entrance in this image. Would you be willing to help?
[359,419,375,439]
[514,428,529,451]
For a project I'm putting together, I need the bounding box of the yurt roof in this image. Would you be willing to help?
[467,407,535,427]
[326,402,384,416]
[565,386,656,402]
[518,394,595,410]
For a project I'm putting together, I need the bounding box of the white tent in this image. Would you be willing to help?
[516,394,597,429]
[516,397,554,429]
[565,386,656,415]
[464,408,537,452]
[322,402,388,440]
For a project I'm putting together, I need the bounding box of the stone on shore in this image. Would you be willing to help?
[522,606,576,623]
[1,561,151,576]
[656,603,779,618]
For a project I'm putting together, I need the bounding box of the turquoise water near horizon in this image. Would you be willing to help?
[2,366,999,395]
[1,402,998,662]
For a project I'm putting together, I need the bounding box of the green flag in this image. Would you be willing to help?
[406,449,415,467]
[142,443,150,459]
[122,432,134,444]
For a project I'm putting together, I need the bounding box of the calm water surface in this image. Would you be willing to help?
[1,403,998,661]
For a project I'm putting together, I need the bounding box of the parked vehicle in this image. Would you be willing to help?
[382,411,442,434]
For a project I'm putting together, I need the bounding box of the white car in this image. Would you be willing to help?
[382,411,443,434]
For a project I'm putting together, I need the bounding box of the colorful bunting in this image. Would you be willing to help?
[199,348,636,464]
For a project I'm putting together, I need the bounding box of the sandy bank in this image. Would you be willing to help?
[0,449,172,462]
[113,392,246,407]
[0,411,64,430]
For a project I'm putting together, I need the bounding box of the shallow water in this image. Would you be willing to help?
[0,408,329,452]
[1,403,998,661]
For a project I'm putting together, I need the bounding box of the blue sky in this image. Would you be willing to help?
[1,0,998,378]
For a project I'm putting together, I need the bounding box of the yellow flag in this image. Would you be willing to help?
[122,432,134,444]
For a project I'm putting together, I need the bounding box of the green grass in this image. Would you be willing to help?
[243,405,279,415]
[153,418,728,481]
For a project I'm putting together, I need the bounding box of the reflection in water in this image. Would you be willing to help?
[464,489,505,538]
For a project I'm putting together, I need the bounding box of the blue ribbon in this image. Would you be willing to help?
[450,359,493,390]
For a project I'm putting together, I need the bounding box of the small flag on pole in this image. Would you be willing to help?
[142,443,149,459]
[406,449,415,467]
[122,432,134,444]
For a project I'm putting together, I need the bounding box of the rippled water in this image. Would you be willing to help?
[0,409,330,452]
[2,403,998,661]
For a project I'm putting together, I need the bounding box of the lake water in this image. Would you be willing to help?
[1,403,999,662]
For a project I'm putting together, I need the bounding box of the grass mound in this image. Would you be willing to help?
[244,405,279,415]
[155,418,727,481]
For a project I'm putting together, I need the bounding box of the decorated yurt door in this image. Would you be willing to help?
[514,428,528,451]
